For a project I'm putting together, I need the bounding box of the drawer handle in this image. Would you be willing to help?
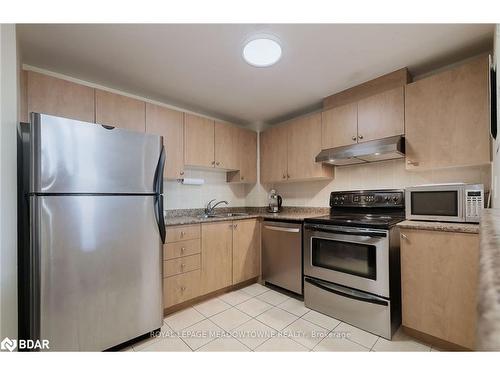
[264,225,300,233]
[180,231,186,237]
[181,263,186,269]
[180,247,186,253]
[406,159,419,166]
[180,286,186,292]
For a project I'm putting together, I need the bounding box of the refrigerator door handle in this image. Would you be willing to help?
[153,145,166,243]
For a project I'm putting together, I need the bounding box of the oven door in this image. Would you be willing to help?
[304,224,389,298]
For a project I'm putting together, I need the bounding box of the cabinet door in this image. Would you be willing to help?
[227,127,257,183]
[232,219,260,284]
[287,113,334,180]
[405,55,490,170]
[95,89,145,132]
[321,102,358,149]
[260,125,288,183]
[145,103,185,179]
[201,221,233,294]
[357,86,404,142]
[214,121,238,170]
[400,229,479,349]
[27,71,95,123]
[184,113,215,168]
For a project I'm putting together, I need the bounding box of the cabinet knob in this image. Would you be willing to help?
[216,161,220,166]
[352,136,357,141]
[401,233,408,240]
[181,264,186,269]
[358,135,364,140]
[180,247,186,253]
[180,171,184,176]
[406,159,419,166]
[180,231,186,237]
[180,286,186,292]
[241,176,245,180]
[287,174,290,179]
[211,161,215,166]
[233,224,238,229]
[282,174,286,179]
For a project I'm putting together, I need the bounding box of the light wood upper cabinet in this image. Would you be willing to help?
[95,89,145,132]
[184,113,215,168]
[145,103,185,179]
[400,228,479,350]
[357,86,404,142]
[287,113,334,180]
[227,127,257,183]
[214,121,238,170]
[232,219,260,284]
[321,102,358,149]
[27,71,95,123]
[200,221,233,294]
[405,55,490,170]
[260,125,288,183]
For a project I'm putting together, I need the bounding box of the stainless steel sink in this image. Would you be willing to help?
[198,212,249,219]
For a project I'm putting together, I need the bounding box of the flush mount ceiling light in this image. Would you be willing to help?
[242,36,282,67]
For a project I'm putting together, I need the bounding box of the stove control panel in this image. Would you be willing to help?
[330,190,405,208]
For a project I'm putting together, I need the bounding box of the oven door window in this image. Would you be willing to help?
[311,238,377,280]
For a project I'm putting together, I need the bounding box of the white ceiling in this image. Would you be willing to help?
[17,24,494,128]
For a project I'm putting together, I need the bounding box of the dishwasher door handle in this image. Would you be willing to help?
[264,225,300,233]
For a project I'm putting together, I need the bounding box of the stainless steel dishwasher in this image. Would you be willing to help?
[262,220,303,295]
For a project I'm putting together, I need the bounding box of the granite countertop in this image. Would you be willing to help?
[396,220,479,234]
[165,207,329,226]
[477,209,500,350]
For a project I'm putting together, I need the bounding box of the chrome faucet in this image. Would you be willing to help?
[205,199,228,216]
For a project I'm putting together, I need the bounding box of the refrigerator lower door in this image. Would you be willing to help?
[34,195,162,351]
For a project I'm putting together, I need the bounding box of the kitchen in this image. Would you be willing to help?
[1,7,500,371]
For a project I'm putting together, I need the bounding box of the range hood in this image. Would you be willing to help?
[315,135,405,166]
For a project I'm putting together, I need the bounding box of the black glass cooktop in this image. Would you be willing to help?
[304,213,404,229]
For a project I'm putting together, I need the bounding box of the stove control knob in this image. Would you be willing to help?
[392,196,399,202]
[385,196,390,202]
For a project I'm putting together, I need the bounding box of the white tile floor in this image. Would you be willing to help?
[125,283,440,352]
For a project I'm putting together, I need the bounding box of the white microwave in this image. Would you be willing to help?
[405,183,484,223]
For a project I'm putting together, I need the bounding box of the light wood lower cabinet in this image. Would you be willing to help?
[26,70,95,123]
[163,220,261,310]
[232,219,260,284]
[95,89,146,132]
[201,221,234,294]
[164,270,201,308]
[400,228,479,349]
[146,103,185,179]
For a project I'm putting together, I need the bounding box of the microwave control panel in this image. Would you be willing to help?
[465,190,484,222]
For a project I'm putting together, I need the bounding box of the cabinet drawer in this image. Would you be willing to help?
[164,254,201,277]
[166,224,200,243]
[163,239,201,260]
[164,270,201,308]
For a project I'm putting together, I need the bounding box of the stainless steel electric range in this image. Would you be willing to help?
[303,189,405,339]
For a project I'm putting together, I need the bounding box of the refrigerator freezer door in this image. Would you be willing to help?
[31,113,162,194]
[34,195,162,351]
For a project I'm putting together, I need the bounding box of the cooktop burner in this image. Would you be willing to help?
[304,189,406,229]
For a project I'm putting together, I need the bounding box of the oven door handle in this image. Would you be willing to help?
[304,277,389,306]
[304,225,387,237]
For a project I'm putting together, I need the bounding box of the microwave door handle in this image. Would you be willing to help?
[264,225,300,233]
[305,278,388,306]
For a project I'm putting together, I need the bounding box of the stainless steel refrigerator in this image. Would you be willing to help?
[18,113,166,351]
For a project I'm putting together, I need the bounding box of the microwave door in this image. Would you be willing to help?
[406,188,464,222]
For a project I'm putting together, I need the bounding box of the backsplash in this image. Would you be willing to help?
[165,159,491,209]
[261,159,492,207]
[164,169,250,209]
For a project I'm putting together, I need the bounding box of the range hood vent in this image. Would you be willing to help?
[315,135,405,166]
